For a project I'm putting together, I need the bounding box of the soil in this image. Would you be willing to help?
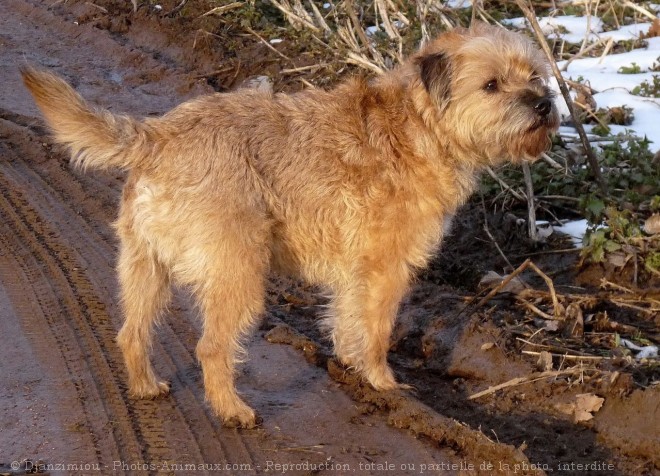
[0,1,658,475]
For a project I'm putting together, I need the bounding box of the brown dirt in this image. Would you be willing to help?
[1,1,658,475]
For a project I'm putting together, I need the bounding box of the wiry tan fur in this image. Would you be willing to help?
[22,23,559,428]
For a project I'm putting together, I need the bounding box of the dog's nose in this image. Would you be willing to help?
[534,97,552,117]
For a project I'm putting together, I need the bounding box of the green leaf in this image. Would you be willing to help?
[604,240,622,252]
[591,244,605,263]
[585,197,606,221]
[645,252,660,271]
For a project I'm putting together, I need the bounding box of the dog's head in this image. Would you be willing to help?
[413,22,560,165]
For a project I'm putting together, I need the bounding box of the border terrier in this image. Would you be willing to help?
[22,22,558,428]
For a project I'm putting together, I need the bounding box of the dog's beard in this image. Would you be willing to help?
[513,125,555,161]
[497,107,560,163]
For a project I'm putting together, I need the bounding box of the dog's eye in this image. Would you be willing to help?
[484,79,498,92]
[530,74,543,84]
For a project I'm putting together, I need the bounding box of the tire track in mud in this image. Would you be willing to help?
[0,164,161,468]
[0,219,109,466]
[0,114,261,470]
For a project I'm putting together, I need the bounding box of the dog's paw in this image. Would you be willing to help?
[223,412,262,430]
[219,405,260,429]
[362,364,400,391]
[129,379,170,399]
[369,379,413,393]
[209,394,260,429]
[368,378,399,392]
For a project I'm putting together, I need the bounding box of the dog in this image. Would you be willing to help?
[22,22,559,428]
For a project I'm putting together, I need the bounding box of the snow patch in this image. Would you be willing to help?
[555,219,590,248]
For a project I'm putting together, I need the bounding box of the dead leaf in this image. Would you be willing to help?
[562,303,584,338]
[573,80,597,113]
[481,342,495,351]
[555,393,605,423]
[643,214,660,235]
[643,18,660,38]
[606,251,628,268]
[535,318,560,332]
[536,351,553,371]
[574,393,605,422]
[478,271,526,294]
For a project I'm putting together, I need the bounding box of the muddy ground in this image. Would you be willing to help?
[0,1,658,475]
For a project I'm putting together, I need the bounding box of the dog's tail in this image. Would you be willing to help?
[21,66,154,171]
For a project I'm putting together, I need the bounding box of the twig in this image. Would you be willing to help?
[468,368,583,400]
[599,278,634,294]
[540,152,565,170]
[281,63,328,74]
[575,101,612,131]
[527,261,563,317]
[299,78,315,89]
[520,300,556,320]
[514,0,607,194]
[515,337,550,349]
[521,350,607,361]
[192,66,234,79]
[84,2,108,14]
[565,78,597,94]
[198,2,243,18]
[308,1,332,33]
[511,248,581,260]
[598,37,615,64]
[344,0,371,50]
[622,1,658,21]
[485,166,526,202]
[245,26,292,62]
[192,29,223,50]
[480,192,515,270]
[539,195,580,202]
[473,259,531,310]
[164,0,187,17]
[522,162,538,242]
[561,37,609,71]
[609,300,658,315]
[269,0,320,32]
[515,337,596,356]
[375,0,399,40]
[345,52,384,74]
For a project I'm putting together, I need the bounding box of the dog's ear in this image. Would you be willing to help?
[417,52,453,110]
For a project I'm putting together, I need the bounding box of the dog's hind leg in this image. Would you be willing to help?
[188,226,270,428]
[330,265,410,391]
[116,234,172,398]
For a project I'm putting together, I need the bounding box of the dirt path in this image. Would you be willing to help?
[0,1,465,474]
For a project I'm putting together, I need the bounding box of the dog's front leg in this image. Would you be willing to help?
[328,264,410,391]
